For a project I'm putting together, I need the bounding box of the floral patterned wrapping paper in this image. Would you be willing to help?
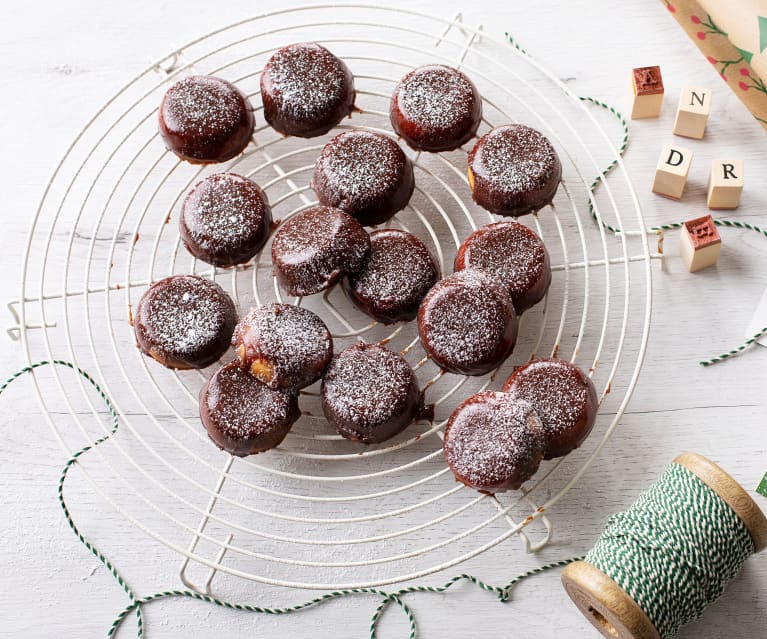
[662,0,767,130]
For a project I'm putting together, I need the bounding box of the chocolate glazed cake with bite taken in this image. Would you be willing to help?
[468,124,561,217]
[443,392,546,493]
[342,228,439,324]
[454,221,551,314]
[502,358,598,459]
[261,42,355,137]
[271,205,370,297]
[232,303,332,392]
[417,269,518,376]
[312,130,415,226]
[180,173,272,267]
[158,76,254,164]
[321,343,420,444]
[134,275,237,370]
[199,361,300,456]
[390,64,482,152]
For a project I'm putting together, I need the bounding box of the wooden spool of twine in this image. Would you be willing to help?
[562,452,767,639]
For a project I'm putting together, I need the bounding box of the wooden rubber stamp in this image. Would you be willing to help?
[629,66,664,119]
[673,87,712,139]
[707,159,743,209]
[652,144,692,200]
[679,214,721,272]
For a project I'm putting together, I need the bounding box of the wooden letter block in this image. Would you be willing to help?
[673,87,712,139]
[652,144,692,200]
[707,159,743,209]
[679,214,721,272]
[629,66,664,119]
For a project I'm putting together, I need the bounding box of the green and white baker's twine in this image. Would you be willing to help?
[3,33,765,639]
[511,31,767,366]
[4,363,761,637]
[579,92,767,367]
[0,360,581,637]
[585,462,755,639]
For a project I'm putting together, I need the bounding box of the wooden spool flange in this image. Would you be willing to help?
[561,452,767,639]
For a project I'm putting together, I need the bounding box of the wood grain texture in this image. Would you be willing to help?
[562,561,660,639]
[1,1,766,638]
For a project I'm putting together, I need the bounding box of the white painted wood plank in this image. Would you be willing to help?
[1,1,765,638]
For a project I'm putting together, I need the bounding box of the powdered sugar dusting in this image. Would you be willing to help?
[181,173,270,264]
[233,304,332,390]
[444,392,546,490]
[503,359,592,438]
[345,229,438,322]
[470,124,558,194]
[456,221,548,304]
[136,275,236,357]
[322,343,417,428]
[396,65,477,130]
[271,206,370,296]
[203,361,298,441]
[314,131,406,203]
[418,270,515,371]
[162,76,246,136]
[262,43,351,119]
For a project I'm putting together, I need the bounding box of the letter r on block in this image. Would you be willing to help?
[708,159,743,209]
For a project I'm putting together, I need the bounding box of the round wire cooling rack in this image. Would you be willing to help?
[11,4,654,592]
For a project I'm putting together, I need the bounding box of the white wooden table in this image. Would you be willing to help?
[1,1,766,637]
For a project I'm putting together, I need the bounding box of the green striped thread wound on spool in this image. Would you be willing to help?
[562,454,767,639]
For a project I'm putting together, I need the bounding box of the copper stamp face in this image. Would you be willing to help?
[633,66,663,95]
[683,215,720,249]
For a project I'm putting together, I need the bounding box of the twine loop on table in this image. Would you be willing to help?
[4,31,765,638]
[581,92,767,366]
[584,461,754,638]
[1,360,580,638]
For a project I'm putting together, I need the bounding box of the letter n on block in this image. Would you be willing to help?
[679,215,721,272]
[673,87,712,139]
[707,159,743,210]
[652,144,692,200]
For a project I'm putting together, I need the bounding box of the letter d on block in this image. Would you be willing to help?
[652,143,693,200]
[666,148,684,167]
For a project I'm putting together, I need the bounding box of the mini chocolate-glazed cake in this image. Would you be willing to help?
[271,205,370,297]
[417,270,518,376]
[342,229,439,324]
[390,65,482,152]
[312,130,415,226]
[180,173,272,267]
[232,303,332,392]
[502,358,598,459]
[134,275,237,369]
[321,343,420,444]
[199,361,300,456]
[467,124,561,217]
[158,76,254,163]
[443,392,546,493]
[454,221,551,314]
[260,42,355,137]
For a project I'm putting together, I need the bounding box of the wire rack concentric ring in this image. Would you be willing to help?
[13,4,652,592]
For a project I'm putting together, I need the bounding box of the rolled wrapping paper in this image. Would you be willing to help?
[697,0,767,78]
[562,453,767,639]
[663,0,767,129]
